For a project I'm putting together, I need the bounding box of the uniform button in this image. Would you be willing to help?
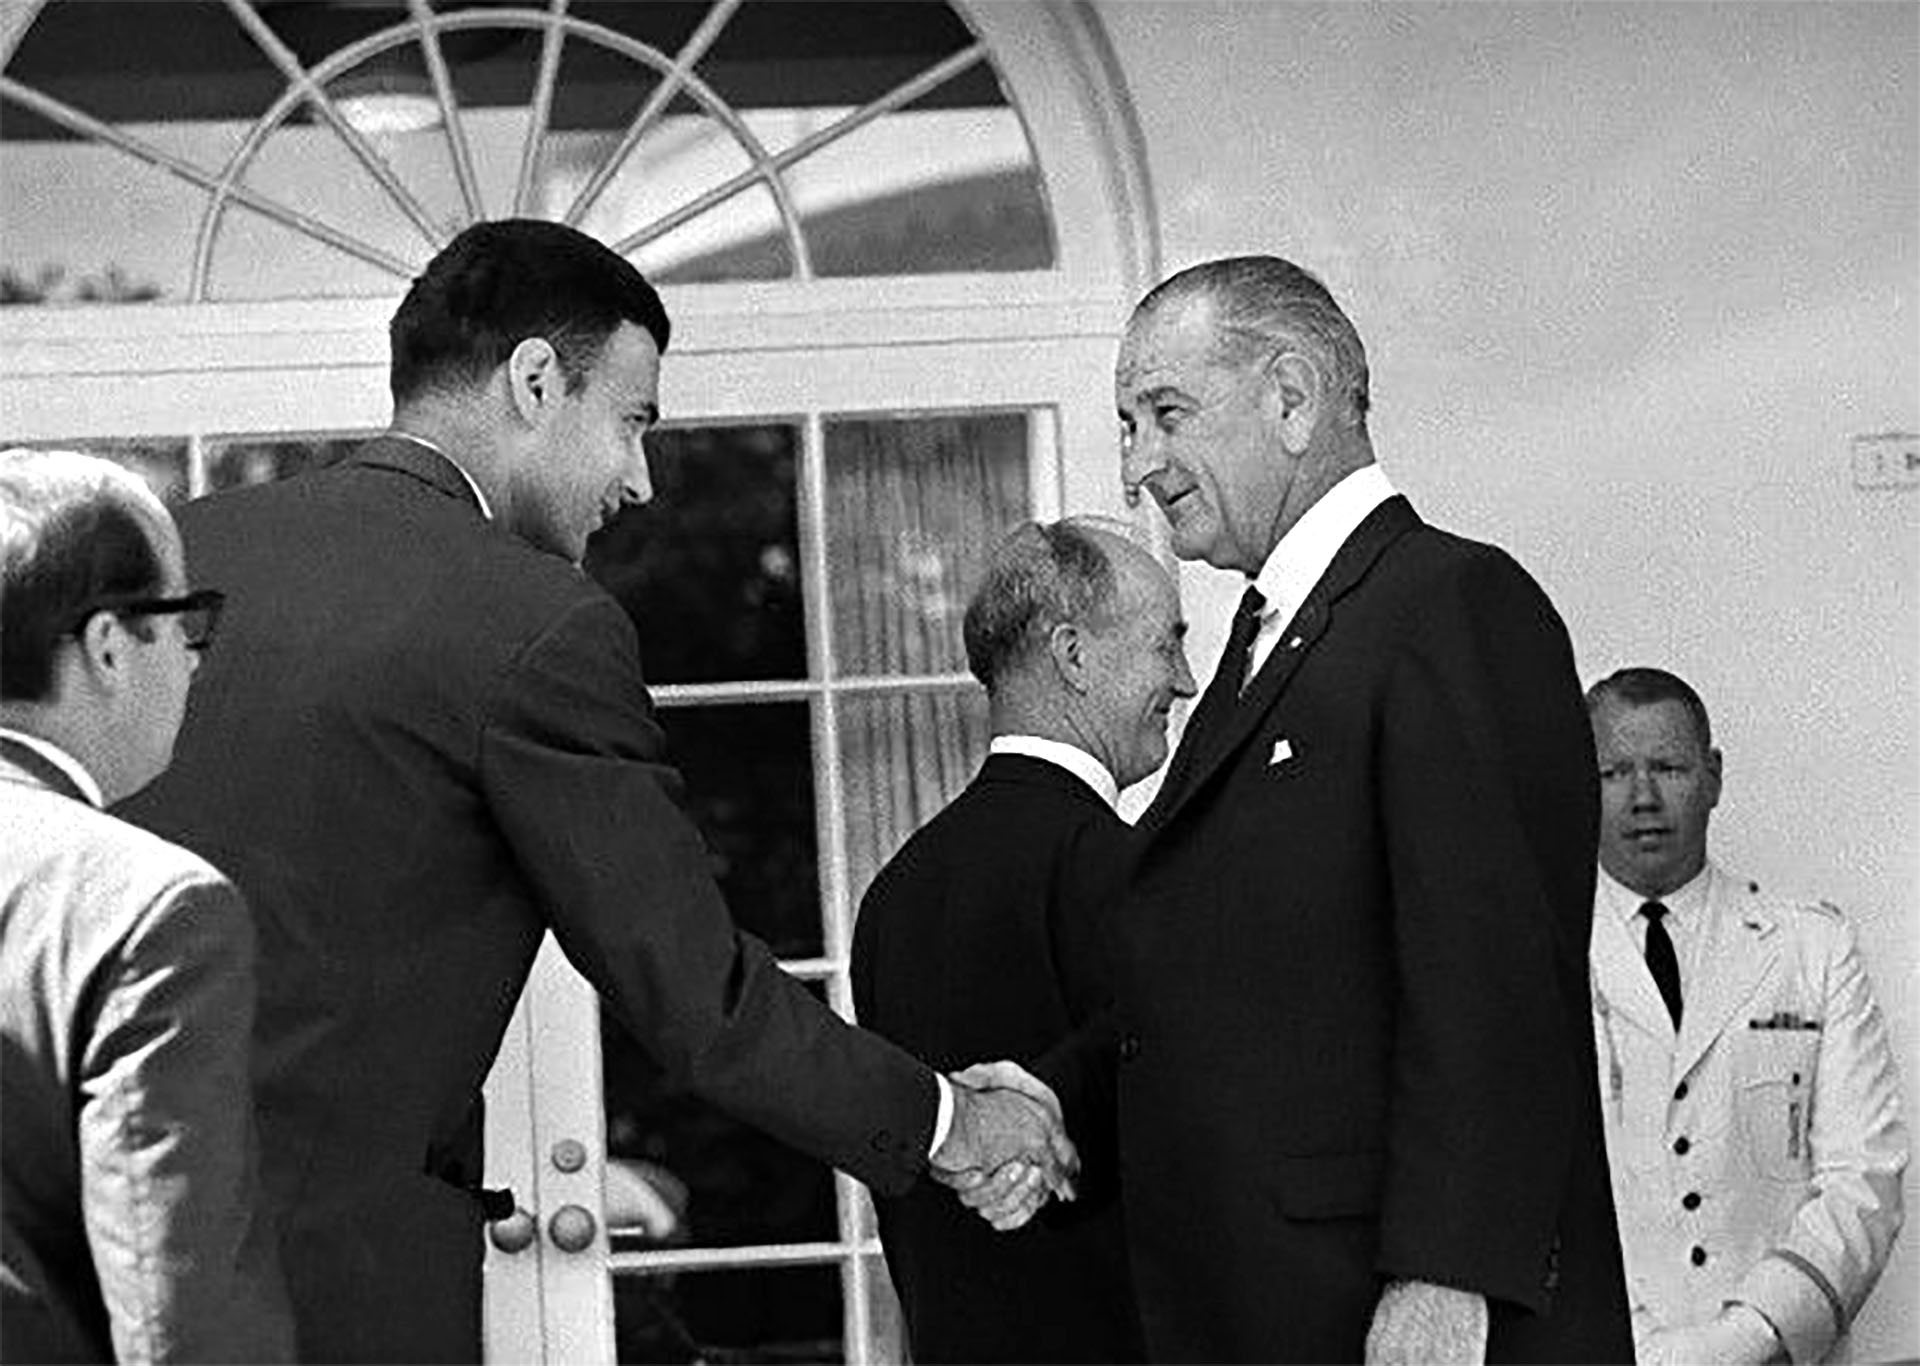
[1674,1081,1689,1101]
[1690,1246,1708,1267]
[1673,1136,1690,1156]
[1119,1035,1142,1061]
[1682,1192,1702,1211]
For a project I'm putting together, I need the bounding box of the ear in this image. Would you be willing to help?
[1047,622,1091,693]
[1263,351,1322,456]
[71,610,133,697]
[506,337,563,425]
[1703,746,1724,810]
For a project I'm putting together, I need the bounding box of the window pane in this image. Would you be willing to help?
[603,977,838,1252]
[838,686,989,907]
[586,424,804,685]
[659,703,821,960]
[787,106,1052,275]
[614,1262,843,1365]
[4,0,1056,294]
[825,412,1030,678]
[205,432,363,491]
[1,0,272,304]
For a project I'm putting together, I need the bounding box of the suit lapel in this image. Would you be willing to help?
[1674,869,1778,1080]
[351,435,488,517]
[1147,496,1421,834]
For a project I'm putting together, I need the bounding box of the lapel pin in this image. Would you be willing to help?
[1269,738,1295,767]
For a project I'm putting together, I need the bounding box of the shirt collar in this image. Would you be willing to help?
[0,726,105,808]
[988,735,1120,810]
[1249,463,1396,627]
[1599,861,1712,927]
[387,430,493,521]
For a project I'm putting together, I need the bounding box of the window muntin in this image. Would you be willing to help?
[2,0,1054,303]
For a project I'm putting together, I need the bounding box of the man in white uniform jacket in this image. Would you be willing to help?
[1586,666,1906,1365]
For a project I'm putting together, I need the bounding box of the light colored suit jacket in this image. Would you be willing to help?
[1,741,292,1363]
[1591,862,1908,1363]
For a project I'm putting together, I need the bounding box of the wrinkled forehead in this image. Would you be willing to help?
[1117,295,1220,389]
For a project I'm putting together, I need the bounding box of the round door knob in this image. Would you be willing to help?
[487,1208,538,1255]
[548,1203,598,1254]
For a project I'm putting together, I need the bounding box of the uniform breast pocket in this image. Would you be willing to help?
[1734,1026,1819,1184]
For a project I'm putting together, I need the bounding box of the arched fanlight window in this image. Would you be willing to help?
[0,4,1156,1360]
[1,0,1056,302]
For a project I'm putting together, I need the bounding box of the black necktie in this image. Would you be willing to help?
[1641,901,1683,1029]
[1224,585,1267,696]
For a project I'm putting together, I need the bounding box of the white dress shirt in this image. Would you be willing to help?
[1598,864,1709,997]
[1240,463,1397,685]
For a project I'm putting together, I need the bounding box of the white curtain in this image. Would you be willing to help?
[825,412,1029,904]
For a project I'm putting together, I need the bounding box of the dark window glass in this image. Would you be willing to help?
[604,976,838,1252]
[586,424,804,685]
[614,1262,843,1364]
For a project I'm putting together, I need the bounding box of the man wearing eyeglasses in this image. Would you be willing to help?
[0,447,294,1363]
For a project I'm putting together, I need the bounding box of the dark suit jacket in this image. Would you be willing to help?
[1104,496,1630,1363]
[121,438,938,1363]
[851,753,1144,1364]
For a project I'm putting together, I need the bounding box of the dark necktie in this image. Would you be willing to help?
[1641,901,1683,1029]
[1224,585,1267,696]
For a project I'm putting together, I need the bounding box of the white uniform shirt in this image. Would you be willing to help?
[1591,862,1908,1363]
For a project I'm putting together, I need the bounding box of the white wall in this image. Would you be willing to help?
[1093,2,1919,1355]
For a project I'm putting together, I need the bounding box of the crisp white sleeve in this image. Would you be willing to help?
[1732,911,1907,1365]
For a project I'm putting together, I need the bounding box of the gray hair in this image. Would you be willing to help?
[1,448,177,701]
[1136,255,1371,426]
[962,518,1124,695]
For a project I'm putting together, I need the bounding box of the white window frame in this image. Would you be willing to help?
[0,4,1157,1360]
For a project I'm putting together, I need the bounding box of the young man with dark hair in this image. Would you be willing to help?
[2,448,292,1363]
[122,219,1067,1363]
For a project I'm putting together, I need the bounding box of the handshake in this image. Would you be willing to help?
[929,1060,1080,1232]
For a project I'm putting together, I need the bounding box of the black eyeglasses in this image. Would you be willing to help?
[69,589,226,652]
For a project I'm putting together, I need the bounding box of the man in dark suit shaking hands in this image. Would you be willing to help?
[121,219,1072,1364]
[1103,257,1632,1363]
[854,518,1194,1362]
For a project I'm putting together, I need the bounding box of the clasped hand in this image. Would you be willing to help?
[929,1061,1078,1232]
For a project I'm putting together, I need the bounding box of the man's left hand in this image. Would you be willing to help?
[1364,1280,1488,1365]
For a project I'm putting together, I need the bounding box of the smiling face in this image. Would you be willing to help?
[1078,539,1197,789]
[507,321,661,562]
[1592,694,1722,898]
[1115,296,1295,575]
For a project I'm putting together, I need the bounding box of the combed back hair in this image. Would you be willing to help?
[1585,667,1714,751]
[963,519,1120,695]
[1137,255,1371,427]
[389,219,671,406]
[1,448,173,702]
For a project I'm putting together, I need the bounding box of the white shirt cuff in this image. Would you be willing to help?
[929,1073,954,1157]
